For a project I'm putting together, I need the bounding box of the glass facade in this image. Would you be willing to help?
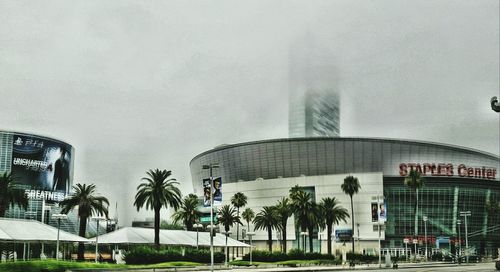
[385,178,500,255]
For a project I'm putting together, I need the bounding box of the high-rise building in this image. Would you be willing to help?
[289,89,340,137]
[288,32,340,138]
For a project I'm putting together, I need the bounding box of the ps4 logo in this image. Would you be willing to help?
[14,137,23,146]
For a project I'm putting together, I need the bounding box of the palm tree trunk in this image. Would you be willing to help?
[77,216,87,261]
[154,206,160,250]
[308,226,314,253]
[350,195,355,254]
[327,223,332,255]
[236,207,240,257]
[267,226,272,252]
[236,207,240,241]
[282,221,287,253]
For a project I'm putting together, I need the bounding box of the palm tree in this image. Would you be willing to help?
[306,202,322,253]
[231,192,247,242]
[217,204,243,233]
[275,197,292,253]
[404,169,424,237]
[289,189,314,252]
[0,172,28,217]
[134,169,182,249]
[242,207,255,233]
[319,197,350,255]
[253,206,278,251]
[172,194,200,231]
[59,183,109,261]
[341,175,361,254]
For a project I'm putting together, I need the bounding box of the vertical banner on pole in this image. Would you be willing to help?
[203,177,222,207]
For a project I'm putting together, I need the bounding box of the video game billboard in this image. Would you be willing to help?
[11,134,74,200]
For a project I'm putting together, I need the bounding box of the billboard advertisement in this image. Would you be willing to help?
[202,177,222,207]
[11,134,74,200]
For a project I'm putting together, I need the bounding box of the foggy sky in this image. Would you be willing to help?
[1,0,498,226]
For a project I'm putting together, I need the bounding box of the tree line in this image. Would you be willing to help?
[4,167,497,260]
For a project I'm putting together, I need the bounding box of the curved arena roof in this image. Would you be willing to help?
[190,137,500,189]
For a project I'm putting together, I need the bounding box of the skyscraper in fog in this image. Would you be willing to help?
[288,32,340,138]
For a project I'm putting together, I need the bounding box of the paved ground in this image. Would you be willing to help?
[120,262,498,272]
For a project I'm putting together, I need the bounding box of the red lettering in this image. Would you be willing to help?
[467,168,474,177]
[447,164,454,176]
[458,164,467,177]
[399,163,408,176]
[423,163,432,175]
[416,164,422,174]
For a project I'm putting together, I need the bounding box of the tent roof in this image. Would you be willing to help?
[0,218,89,243]
[93,227,251,248]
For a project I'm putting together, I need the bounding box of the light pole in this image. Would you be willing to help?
[52,214,67,260]
[92,216,106,263]
[202,163,219,272]
[457,219,462,264]
[300,232,307,253]
[194,223,203,249]
[247,232,255,265]
[356,223,360,254]
[318,226,322,254]
[423,216,428,260]
[222,231,232,266]
[459,211,471,263]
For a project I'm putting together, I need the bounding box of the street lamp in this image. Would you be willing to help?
[459,211,471,263]
[92,216,106,263]
[247,232,255,265]
[202,163,219,272]
[222,230,232,266]
[300,231,307,252]
[457,219,462,264]
[194,223,203,249]
[52,214,67,260]
[423,216,428,261]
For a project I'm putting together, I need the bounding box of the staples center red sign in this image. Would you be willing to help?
[399,163,497,180]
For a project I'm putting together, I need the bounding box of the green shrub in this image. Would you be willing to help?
[346,253,378,264]
[124,247,225,265]
[184,248,225,263]
[242,249,336,262]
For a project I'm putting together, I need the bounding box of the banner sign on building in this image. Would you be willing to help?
[335,229,352,242]
[11,134,73,200]
[202,177,222,207]
[379,202,387,222]
[371,202,387,222]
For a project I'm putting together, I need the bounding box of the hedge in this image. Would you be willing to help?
[242,249,336,262]
[124,247,225,264]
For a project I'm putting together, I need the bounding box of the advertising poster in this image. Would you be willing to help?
[379,202,387,222]
[202,177,222,207]
[11,134,73,196]
[371,202,378,222]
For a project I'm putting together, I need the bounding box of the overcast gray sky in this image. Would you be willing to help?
[1,0,498,226]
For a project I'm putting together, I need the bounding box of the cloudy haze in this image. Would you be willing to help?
[1,0,498,226]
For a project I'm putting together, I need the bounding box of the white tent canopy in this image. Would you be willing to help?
[93,227,251,248]
[0,218,89,243]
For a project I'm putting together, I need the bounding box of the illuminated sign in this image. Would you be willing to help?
[399,163,497,180]
[11,134,74,197]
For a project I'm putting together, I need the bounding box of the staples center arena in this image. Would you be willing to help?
[190,137,500,256]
